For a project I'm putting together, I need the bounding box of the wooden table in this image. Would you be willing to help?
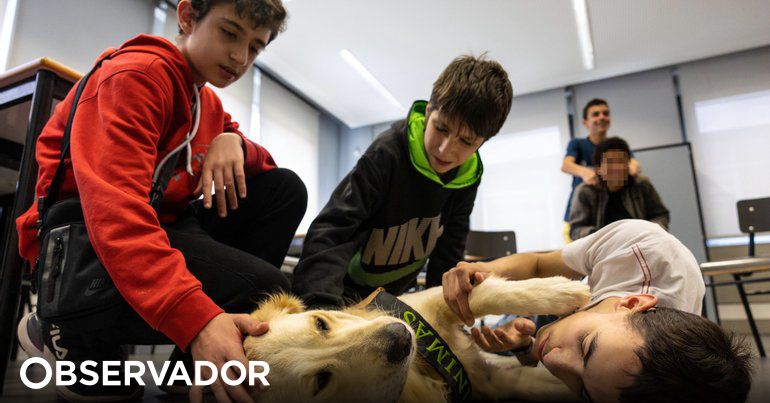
[701,257,770,277]
[700,256,770,357]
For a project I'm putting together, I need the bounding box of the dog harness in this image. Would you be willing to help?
[369,290,472,402]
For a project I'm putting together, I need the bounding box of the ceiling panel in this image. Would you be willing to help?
[259,0,770,128]
[588,0,770,77]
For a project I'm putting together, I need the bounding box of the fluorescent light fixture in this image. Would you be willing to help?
[339,49,404,111]
[706,235,770,248]
[572,0,595,70]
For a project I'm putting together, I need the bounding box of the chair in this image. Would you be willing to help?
[737,197,770,257]
[700,197,770,357]
[286,234,305,258]
[464,230,517,261]
[409,231,517,291]
[0,58,80,395]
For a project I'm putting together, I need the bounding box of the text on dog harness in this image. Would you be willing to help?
[370,291,472,402]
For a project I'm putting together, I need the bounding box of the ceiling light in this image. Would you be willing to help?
[572,0,595,70]
[340,49,404,112]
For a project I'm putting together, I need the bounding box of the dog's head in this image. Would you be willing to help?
[244,293,416,403]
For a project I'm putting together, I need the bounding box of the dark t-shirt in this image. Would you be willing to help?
[605,190,631,225]
[564,138,598,220]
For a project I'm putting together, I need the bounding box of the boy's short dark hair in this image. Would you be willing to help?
[582,98,609,120]
[429,54,513,140]
[620,308,754,403]
[593,136,630,166]
[181,0,287,42]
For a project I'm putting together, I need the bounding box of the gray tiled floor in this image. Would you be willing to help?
[3,336,769,402]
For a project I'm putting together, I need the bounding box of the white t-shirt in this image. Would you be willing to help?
[561,219,705,314]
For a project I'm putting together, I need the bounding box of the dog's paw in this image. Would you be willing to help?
[544,280,591,315]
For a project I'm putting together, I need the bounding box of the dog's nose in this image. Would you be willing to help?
[383,322,412,363]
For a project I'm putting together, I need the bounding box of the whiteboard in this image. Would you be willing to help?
[633,143,708,263]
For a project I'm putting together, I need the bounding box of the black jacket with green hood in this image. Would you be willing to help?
[293,101,483,307]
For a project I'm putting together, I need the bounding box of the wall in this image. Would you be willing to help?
[8,0,154,73]
[678,47,770,239]
[572,68,683,148]
[471,88,573,252]
[260,75,321,232]
[317,114,341,211]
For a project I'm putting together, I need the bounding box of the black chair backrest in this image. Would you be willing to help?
[465,231,516,259]
[286,235,304,258]
[737,197,770,234]
[737,197,770,257]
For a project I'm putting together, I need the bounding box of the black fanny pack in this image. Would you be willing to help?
[36,199,124,323]
[34,53,184,325]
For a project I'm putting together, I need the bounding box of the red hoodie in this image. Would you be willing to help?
[16,34,276,350]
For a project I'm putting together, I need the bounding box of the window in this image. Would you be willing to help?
[695,89,770,133]
[679,48,770,238]
[471,126,572,252]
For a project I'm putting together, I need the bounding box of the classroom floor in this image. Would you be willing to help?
[2,336,769,402]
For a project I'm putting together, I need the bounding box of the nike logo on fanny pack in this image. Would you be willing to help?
[83,277,111,297]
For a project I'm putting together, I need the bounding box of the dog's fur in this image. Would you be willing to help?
[244,276,590,402]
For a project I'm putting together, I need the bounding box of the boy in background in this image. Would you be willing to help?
[17,1,305,401]
[561,99,641,242]
[443,220,752,403]
[569,137,668,240]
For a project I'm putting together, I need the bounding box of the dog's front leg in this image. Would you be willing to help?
[466,276,590,317]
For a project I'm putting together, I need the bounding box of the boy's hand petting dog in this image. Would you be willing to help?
[472,317,536,354]
[443,261,495,326]
[189,313,269,403]
[195,132,247,218]
[473,318,540,366]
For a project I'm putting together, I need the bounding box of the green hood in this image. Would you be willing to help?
[406,101,483,189]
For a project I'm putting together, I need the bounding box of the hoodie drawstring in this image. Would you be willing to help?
[152,85,201,183]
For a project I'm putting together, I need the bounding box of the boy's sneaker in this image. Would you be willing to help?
[17,312,144,402]
[16,311,57,361]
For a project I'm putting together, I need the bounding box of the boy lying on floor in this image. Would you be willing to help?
[443,219,753,403]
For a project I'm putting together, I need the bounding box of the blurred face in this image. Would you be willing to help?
[423,105,485,174]
[583,104,611,138]
[597,150,630,191]
[177,0,271,87]
[533,295,656,403]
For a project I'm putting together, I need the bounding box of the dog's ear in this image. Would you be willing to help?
[351,287,385,310]
[250,293,306,322]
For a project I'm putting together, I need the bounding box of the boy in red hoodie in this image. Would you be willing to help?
[16,1,305,401]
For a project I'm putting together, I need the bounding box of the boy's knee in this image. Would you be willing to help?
[270,168,308,212]
[272,268,292,292]
[252,266,291,296]
[275,168,307,196]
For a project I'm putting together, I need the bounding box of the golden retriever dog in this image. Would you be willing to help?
[243,276,590,403]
